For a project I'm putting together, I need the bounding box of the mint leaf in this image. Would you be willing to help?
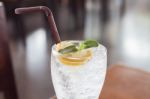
[79,40,98,49]
[58,45,78,54]
[78,43,86,50]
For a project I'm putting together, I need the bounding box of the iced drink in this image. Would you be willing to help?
[51,40,107,99]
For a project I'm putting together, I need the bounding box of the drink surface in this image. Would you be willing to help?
[51,41,107,99]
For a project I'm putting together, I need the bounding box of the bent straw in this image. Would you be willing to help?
[15,6,61,43]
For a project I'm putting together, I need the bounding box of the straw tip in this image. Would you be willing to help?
[15,9,18,14]
[15,8,21,14]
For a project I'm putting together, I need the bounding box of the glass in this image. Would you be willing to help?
[51,40,107,99]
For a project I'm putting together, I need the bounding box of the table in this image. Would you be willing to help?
[100,64,150,99]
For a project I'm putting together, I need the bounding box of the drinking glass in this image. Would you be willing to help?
[51,40,107,99]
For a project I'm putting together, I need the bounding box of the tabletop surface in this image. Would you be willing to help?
[100,64,150,99]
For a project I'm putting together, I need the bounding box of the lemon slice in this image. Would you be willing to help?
[58,50,92,66]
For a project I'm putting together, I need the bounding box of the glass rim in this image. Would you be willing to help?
[51,40,107,58]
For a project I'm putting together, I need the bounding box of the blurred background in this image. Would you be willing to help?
[0,0,150,99]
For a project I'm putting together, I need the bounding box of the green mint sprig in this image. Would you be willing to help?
[79,40,99,50]
[58,40,98,54]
